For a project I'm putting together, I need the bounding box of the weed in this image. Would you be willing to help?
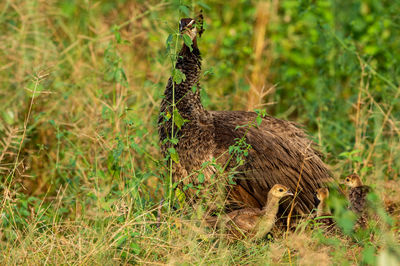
[0,0,399,264]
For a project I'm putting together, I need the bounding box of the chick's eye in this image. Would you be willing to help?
[346,178,350,182]
[279,189,283,192]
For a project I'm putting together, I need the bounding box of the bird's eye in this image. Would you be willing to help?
[279,189,283,192]
[346,178,350,182]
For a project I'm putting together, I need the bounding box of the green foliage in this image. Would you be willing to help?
[182,34,193,52]
[0,0,399,264]
[172,68,186,84]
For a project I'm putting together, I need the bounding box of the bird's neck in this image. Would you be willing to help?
[253,195,280,239]
[181,37,199,56]
[261,195,280,216]
[162,40,205,118]
[354,179,363,188]
[316,200,330,217]
[158,40,208,148]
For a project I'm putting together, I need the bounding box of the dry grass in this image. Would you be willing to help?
[0,0,399,264]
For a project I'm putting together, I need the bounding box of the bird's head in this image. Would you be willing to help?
[179,13,204,41]
[315,187,329,202]
[269,184,293,198]
[343,173,363,188]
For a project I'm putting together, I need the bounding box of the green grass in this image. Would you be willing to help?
[0,0,399,264]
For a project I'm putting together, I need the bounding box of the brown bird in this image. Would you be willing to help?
[314,187,337,233]
[343,173,371,228]
[206,184,293,240]
[315,188,331,217]
[384,199,400,216]
[158,16,332,220]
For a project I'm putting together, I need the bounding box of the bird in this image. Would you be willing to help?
[314,188,331,218]
[314,187,337,233]
[205,184,293,240]
[158,16,332,220]
[384,199,400,217]
[343,173,371,228]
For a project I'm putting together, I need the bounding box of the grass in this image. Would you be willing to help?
[0,0,399,264]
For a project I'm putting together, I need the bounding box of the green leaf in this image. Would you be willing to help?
[168,147,179,163]
[256,116,262,126]
[173,108,188,129]
[115,68,128,87]
[339,151,350,158]
[172,69,186,84]
[170,137,179,145]
[362,244,376,265]
[197,1,211,10]
[203,68,214,76]
[115,31,121,43]
[337,210,356,235]
[197,173,205,183]
[116,235,127,247]
[164,111,171,121]
[166,34,173,52]
[130,242,141,254]
[2,110,15,125]
[182,34,193,52]
[175,188,186,207]
[228,177,236,185]
[228,146,234,154]
[179,5,190,16]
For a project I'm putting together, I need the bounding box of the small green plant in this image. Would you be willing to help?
[0,0,398,264]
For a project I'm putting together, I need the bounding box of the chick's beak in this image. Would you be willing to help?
[286,191,294,196]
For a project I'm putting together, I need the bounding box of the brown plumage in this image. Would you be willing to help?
[344,173,371,228]
[206,184,293,239]
[314,188,337,233]
[158,16,332,219]
[384,199,400,216]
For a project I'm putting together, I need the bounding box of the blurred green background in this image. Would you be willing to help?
[0,0,399,264]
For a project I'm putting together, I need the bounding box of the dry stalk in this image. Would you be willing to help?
[0,126,20,166]
[1,71,48,213]
[247,0,278,111]
[363,86,400,168]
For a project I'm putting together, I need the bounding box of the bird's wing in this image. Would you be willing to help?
[361,185,371,194]
[230,209,262,232]
[349,186,371,214]
[210,110,332,214]
[204,215,219,228]
[205,208,261,234]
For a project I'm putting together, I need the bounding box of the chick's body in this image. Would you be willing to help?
[344,174,371,228]
[206,184,292,240]
[314,188,338,233]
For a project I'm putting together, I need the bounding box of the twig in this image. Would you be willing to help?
[156,198,164,228]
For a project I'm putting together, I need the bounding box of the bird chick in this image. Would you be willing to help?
[343,173,371,228]
[314,188,337,233]
[206,184,293,240]
[315,188,331,217]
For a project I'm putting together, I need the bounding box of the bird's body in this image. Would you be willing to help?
[348,186,371,215]
[206,184,292,239]
[314,188,337,233]
[158,17,332,218]
[344,173,371,228]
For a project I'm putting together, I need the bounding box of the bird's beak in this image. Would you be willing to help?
[286,191,294,196]
[180,19,195,34]
[187,19,195,29]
